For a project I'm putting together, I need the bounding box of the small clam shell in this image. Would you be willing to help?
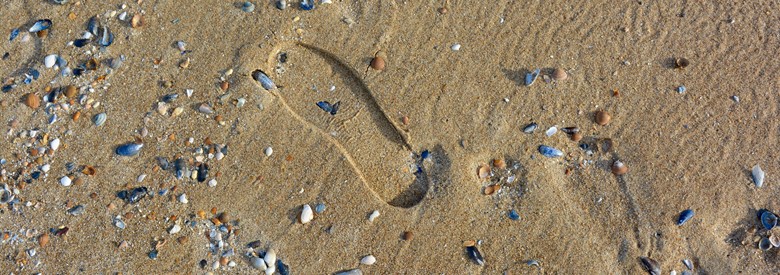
[93,112,107,126]
[276,0,286,10]
[759,237,772,251]
[131,14,144,28]
[252,70,277,90]
[264,248,277,267]
[761,211,777,230]
[300,204,313,224]
[0,189,14,204]
[477,164,490,179]
[770,234,780,248]
[50,138,61,151]
[60,176,72,187]
[611,160,628,175]
[116,142,143,156]
[44,54,57,68]
[752,165,765,188]
[595,110,611,126]
[251,257,267,270]
[370,56,385,71]
[552,68,567,81]
[198,103,214,114]
[360,255,376,265]
[538,145,563,158]
[264,147,273,156]
[676,209,694,226]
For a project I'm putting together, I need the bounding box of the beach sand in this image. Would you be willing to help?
[1,0,779,273]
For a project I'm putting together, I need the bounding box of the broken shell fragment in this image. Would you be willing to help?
[252,70,277,90]
[639,257,660,275]
[465,246,485,266]
[116,142,143,156]
[538,145,563,158]
[752,165,765,188]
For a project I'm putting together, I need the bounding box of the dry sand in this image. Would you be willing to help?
[1,0,779,273]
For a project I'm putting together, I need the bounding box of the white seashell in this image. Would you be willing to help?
[360,255,376,265]
[118,11,128,21]
[215,151,224,160]
[368,210,380,222]
[265,265,275,275]
[263,248,277,266]
[752,165,765,188]
[236,98,246,108]
[50,138,61,151]
[93,112,107,126]
[178,193,188,204]
[545,126,557,137]
[60,176,72,187]
[334,269,363,275]
[451,43,461,51]
[208,179,217,187]
[41,164,51,172]
[186,89,194,98]
[300,204,313,224]
[251,257,267,270]
[176,41,186,52]
[264,147,273,157]
[137,174,147,182]
[44,54,57,68]
[168,224,181,234]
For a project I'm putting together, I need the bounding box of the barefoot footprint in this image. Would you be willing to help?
[246,42,426,208]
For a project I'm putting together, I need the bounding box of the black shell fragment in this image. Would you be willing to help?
[197,163,208,182]
[117,187,148,204]
[639,257,660,275]
[465,246,485,266]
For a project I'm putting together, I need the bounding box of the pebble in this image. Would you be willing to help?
[38,233,49,247]
[131,14,145,28]
[675,57,690,69]
[370,56,385,71]
[276,0,286,10]
[368,210,380,222]
[402,231,413,241]
[611,160,628,175]
[360,255,376,265]
[451,43,461,51]
[595,111,611,126]
[545,126,557,137]
[677,86,686,94]
[264,147,273,157]
[570,132,583,142]
[300,204,313,224]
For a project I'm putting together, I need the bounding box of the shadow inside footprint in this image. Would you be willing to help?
[255,43,425,208]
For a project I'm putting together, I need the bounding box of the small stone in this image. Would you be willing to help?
[39,233,50,247]
[368,210,380,222]
[220,81,229,91]
[570,132,583,142]
[360,255,376,265]
[131,14,144,28]
[370,56,385,71]
[595,110,611,126]
[402,231,413,241]
[451,43,461,51]
[64,85,78,98]
[551,68,567,81]
[300,204,313,224]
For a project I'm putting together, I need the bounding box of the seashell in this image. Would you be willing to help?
[682,259,693,271]
[525,68,540,86]
[252,70,277,90]
[277,259,290,275]
[116,142,143,156]
[561,127,579,134]
[300,204,313,224]
[465,246,485,266]
[50,138,61,151]
[178,193,188,204]
[60,176,72,187]
[251,257,267,270]
[110,55,125,69]
[552,68,567,81]
[264,248,277,267]
[360,255,376,265]
[483,184,500,195]
[197,163,208,182]
[611,160,628,175]
[676,209,694,226]
[29,19,52,33]
[315,203,326,213]
[118,11,128,21]
[9,28,19,41]
[44,54,57,68]
[639,257,660,275]
[64,85,78,98]
[477,164,490,179]
[752,165,765,188]
[508,209,520,220]
[677,86,686,94]
[242,1,256,12]
[527,260,540,267]
[316,101,340,115]
[675,57,689,69]
[761,211,777,230]
[265,264,276,275]
[198,103,214,114]
[87,16,99,35]
[770,234,780,248]
[570,132,583,142]
[538,145,563,158]
[67,205,84,215]
[522,122,538,133]
[264,147,273,156]
[176,40,186,52]
[451,43,461,51]
[73,38,91,47]
[368,210,380,222]
[99,26,113,47]
[168,224,181,234]
[370,56,385,71]
[93,112,107,126]
[545,126,557,136]
[300,0,314,10]
[334,269,363,275]
[114,217,126,229]
[276,0,287,10]
[759,237,772,251]
[0,189,14,204]
[492,158,506,169]
[595,111,611,126]
[131,14,144,28]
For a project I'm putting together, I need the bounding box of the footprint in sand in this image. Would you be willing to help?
[237,42,427,208]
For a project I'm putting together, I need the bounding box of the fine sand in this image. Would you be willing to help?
[1,0,779,273]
